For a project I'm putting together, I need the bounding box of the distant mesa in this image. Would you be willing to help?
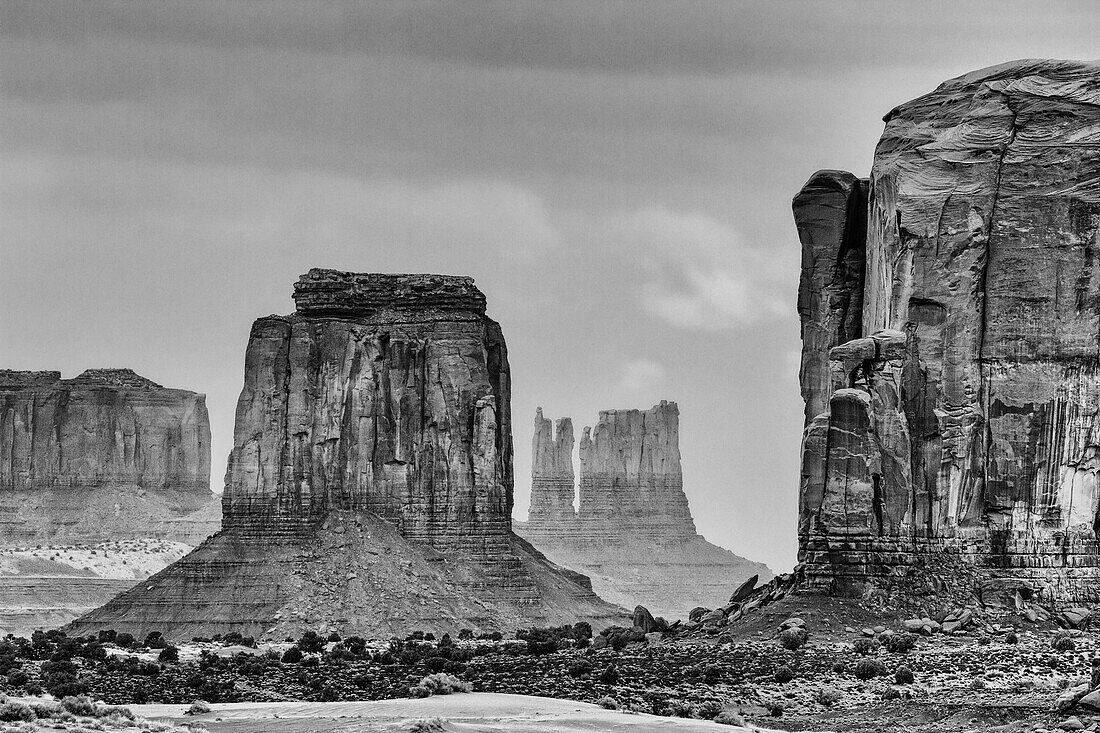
[0,367,218,636]
[70,269,625,639]
[794,59,1100,603]
[0,367,216,545]
[515,401,771,620]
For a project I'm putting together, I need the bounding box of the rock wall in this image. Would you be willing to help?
[796,59,1100,603]
[0,368,215,544]
[72,270,624,639]
[518,402,770,620]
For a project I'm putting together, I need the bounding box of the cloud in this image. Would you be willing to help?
[599,207,786,330]
[609,358,666,406]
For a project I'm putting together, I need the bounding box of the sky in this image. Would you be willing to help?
[2,1,1098,573]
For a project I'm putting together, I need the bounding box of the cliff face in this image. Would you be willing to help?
[72,271,624,639]
[518,402,770,620]
[0,368,215,544]
[796,59,1100,602]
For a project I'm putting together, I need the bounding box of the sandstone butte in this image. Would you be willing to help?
[516,402,770,620]
[70,270,625,639]
[0,368,218,634]
[795,59,1100,604]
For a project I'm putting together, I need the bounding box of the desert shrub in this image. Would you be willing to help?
[326,631,341,643]
[568,658,594,678]
[0,702,35,722]
[185,700,211,716]
[143,632,168,650]
[572,621,593,640]
[458,629,474,640]
[894,665,915,684]
[813,687,841,707]
[281,646,303,664]
[715,710,747,726]
[765,700,785,717]
[852,638,880,656]
[971,677,988,690]
[114,633,135,649]
[773,665,794,683]
[44,672,87,698]
[596,696,618,710]
[778,628,808,650]
[353,674,370,688]
[1005,632,1019,644]
[1053,632,1077,652]
[599,663,620,685]
[853,657,887,680]
[6,670,28,686]
[694,700,723,719]
[831,661,847,674]
[664,700,694,718]
[318,685,339,702]
[408,673,472,698]
[408,718,446,733]
[158,645,179,663]
[882,632,917,654]
[59,696,99,717]
[882,686,901,700]
[301,656,320,668]
[97,630,117,644]
[297,631,325,654]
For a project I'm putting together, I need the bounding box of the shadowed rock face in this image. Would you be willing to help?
[71,271,624,638]
[0,368,214,544]
[796,59,1100,602]
[518,402,770,620]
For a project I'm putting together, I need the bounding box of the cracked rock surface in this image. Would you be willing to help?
[796,60,1100,601]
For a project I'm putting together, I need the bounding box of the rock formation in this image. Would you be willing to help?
[71,270,624,639]
[0,368,216,544]
[796,59,1100,603]
[517,402,770,620]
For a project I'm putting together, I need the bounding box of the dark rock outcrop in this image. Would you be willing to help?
[71,270,624,639]
[517,402,770,620]
[796,59,1100,603]
[0,368,215,544]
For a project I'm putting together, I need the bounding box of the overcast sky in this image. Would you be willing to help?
[2,1,1097,573]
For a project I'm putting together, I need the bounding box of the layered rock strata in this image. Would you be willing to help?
[72,270,623,638]
[518,402,770,620]
[796,59,1100,603]
[0,368,216,544]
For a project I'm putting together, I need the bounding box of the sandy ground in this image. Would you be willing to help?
[129,693,810,732]
[0,539,192,578]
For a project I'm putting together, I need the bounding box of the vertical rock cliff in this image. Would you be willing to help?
[528,409,577,528]
[71,271,624,638]
[518,402,770,620]
[0,368,214,543]
[796,59,1100,602]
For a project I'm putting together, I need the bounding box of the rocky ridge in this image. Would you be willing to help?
[69,270,624,639]
[795,59,1100,603]
[517,402,770,620]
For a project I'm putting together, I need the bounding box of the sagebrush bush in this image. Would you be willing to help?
[408,673,472,698]
[1053,633,1077,652]
[853,657,887,680]
[777,628,808,650]
[714,710,747,726]
[0,702,35,722]
[596,696,618,710]
[852,638,880,656]
[813,687,840,707]
[185,700,211,715]
[1005,632,1019,644]
[881,632,917,654]
[773,665,794,683]
[693,700,723,719]
[894,665,915,684]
